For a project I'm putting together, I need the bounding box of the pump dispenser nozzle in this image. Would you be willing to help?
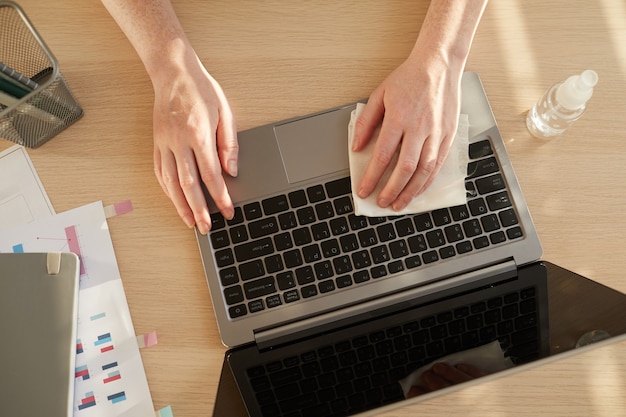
[556,70,598,110]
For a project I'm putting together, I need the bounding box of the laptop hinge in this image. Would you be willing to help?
[254,259,517,351]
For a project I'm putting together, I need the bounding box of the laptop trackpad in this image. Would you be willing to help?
[274,105,354,184]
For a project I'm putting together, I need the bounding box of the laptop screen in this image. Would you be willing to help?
[214,261,626,416]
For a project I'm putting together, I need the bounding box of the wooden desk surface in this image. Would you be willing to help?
[2,0,625,415]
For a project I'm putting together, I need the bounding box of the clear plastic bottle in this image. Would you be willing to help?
[526,70,598,138]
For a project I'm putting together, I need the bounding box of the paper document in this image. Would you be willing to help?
[0,201,154,417]
[0,145,54,229]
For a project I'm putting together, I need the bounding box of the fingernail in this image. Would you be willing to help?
[197,222,210,235]
[377,197,390,208]
[182,215,195,229]
[228,160,238,177]
[357,187,368,199]
[433,363,447,373]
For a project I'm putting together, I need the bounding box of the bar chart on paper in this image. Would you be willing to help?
[0,201,154,417]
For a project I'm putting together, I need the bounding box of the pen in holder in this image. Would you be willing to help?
[0,1,83,148]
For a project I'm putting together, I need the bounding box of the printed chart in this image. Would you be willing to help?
[0,201,154,417]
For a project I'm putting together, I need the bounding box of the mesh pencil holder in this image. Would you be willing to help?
[0,1,83,148]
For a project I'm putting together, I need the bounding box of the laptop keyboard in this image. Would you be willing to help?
[209,138,524,319]
[242,285,539,417]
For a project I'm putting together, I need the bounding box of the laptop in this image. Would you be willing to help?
[195,71,545,415]
[0,252,80,417]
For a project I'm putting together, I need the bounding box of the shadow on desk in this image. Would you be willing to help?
[213,357,249,417]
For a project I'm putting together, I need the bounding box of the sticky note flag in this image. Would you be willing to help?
[104,200,134,218]
[155,405,174,417]
[136,331,158,348]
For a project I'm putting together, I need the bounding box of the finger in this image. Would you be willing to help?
[456,363,489,379]
[158,149,196,230]
[432,362,474,385]
[216,102,239,177]
[194,139,235,223]
[414,133,454,196]
[390,133,452,211]
[356,120,403,201]
[376,130,425,208]
[406,385,430,398]
[421,369,452,391]
[352,92,384,152]
[153,146,169,197]
[176,148,219,235]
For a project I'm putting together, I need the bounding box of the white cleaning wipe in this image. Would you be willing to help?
[398,340,515,398]
[348,103,469,216]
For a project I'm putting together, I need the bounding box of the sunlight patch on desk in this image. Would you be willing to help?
[599,0,626,76]
[489,0,540,102]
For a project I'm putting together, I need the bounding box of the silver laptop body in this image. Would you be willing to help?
[195,71,542,350]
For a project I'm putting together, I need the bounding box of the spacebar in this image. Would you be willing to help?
[234,237,274,262]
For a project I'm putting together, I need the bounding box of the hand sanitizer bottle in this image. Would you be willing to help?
[526,70,598,138]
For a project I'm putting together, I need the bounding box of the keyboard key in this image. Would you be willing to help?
[224,285,244,305]
[249,217,279,238]
[278,211,298,230]
[210,212,226,230]
[244,276,277,300]
[234,238,274,262]
[325,176,352,198]
[296,266,315,285]
[336,275,352,288]
[249,299,265,313]
[301,285,318,298]
[468,156,499,179]
[340,234,359,252]
[432,208,452,226]
[210,230,230,249]
[297,206,316,225]
[487,191,512,211]
[333,196,353,215]
[330,217,350,235]
[274,232,294,251]
[266,294,282,308]
[227,206,244,225]
[358,229,378,247]
[276,271,296,290]
[348,214,368,231]
[307,185,326,203]
[394,218,415,237]
[469,139,493,159]
[318,279,336,293]
[239,259,265,281]
[288,190,308,208]
[376,224,396,242]
[507,227,523,240]
[450,205,471,221]
[468,198,488,216]
[311,222,331,241]
[215,248,235,267]
[219,267,239,286]
[283,249,303,268]
[228,304,247,318]
[244,202,263,220]
[413,213,433,231]
[229,225,249,244]
[293,227,312,246]
[315,201,334,220]
[499,208,519,227]
[284,290,300,303]
[263,195,289,215]
[476,173,506,194]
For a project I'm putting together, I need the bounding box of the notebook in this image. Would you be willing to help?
[195,71,544,415]
[0,252,80,417]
